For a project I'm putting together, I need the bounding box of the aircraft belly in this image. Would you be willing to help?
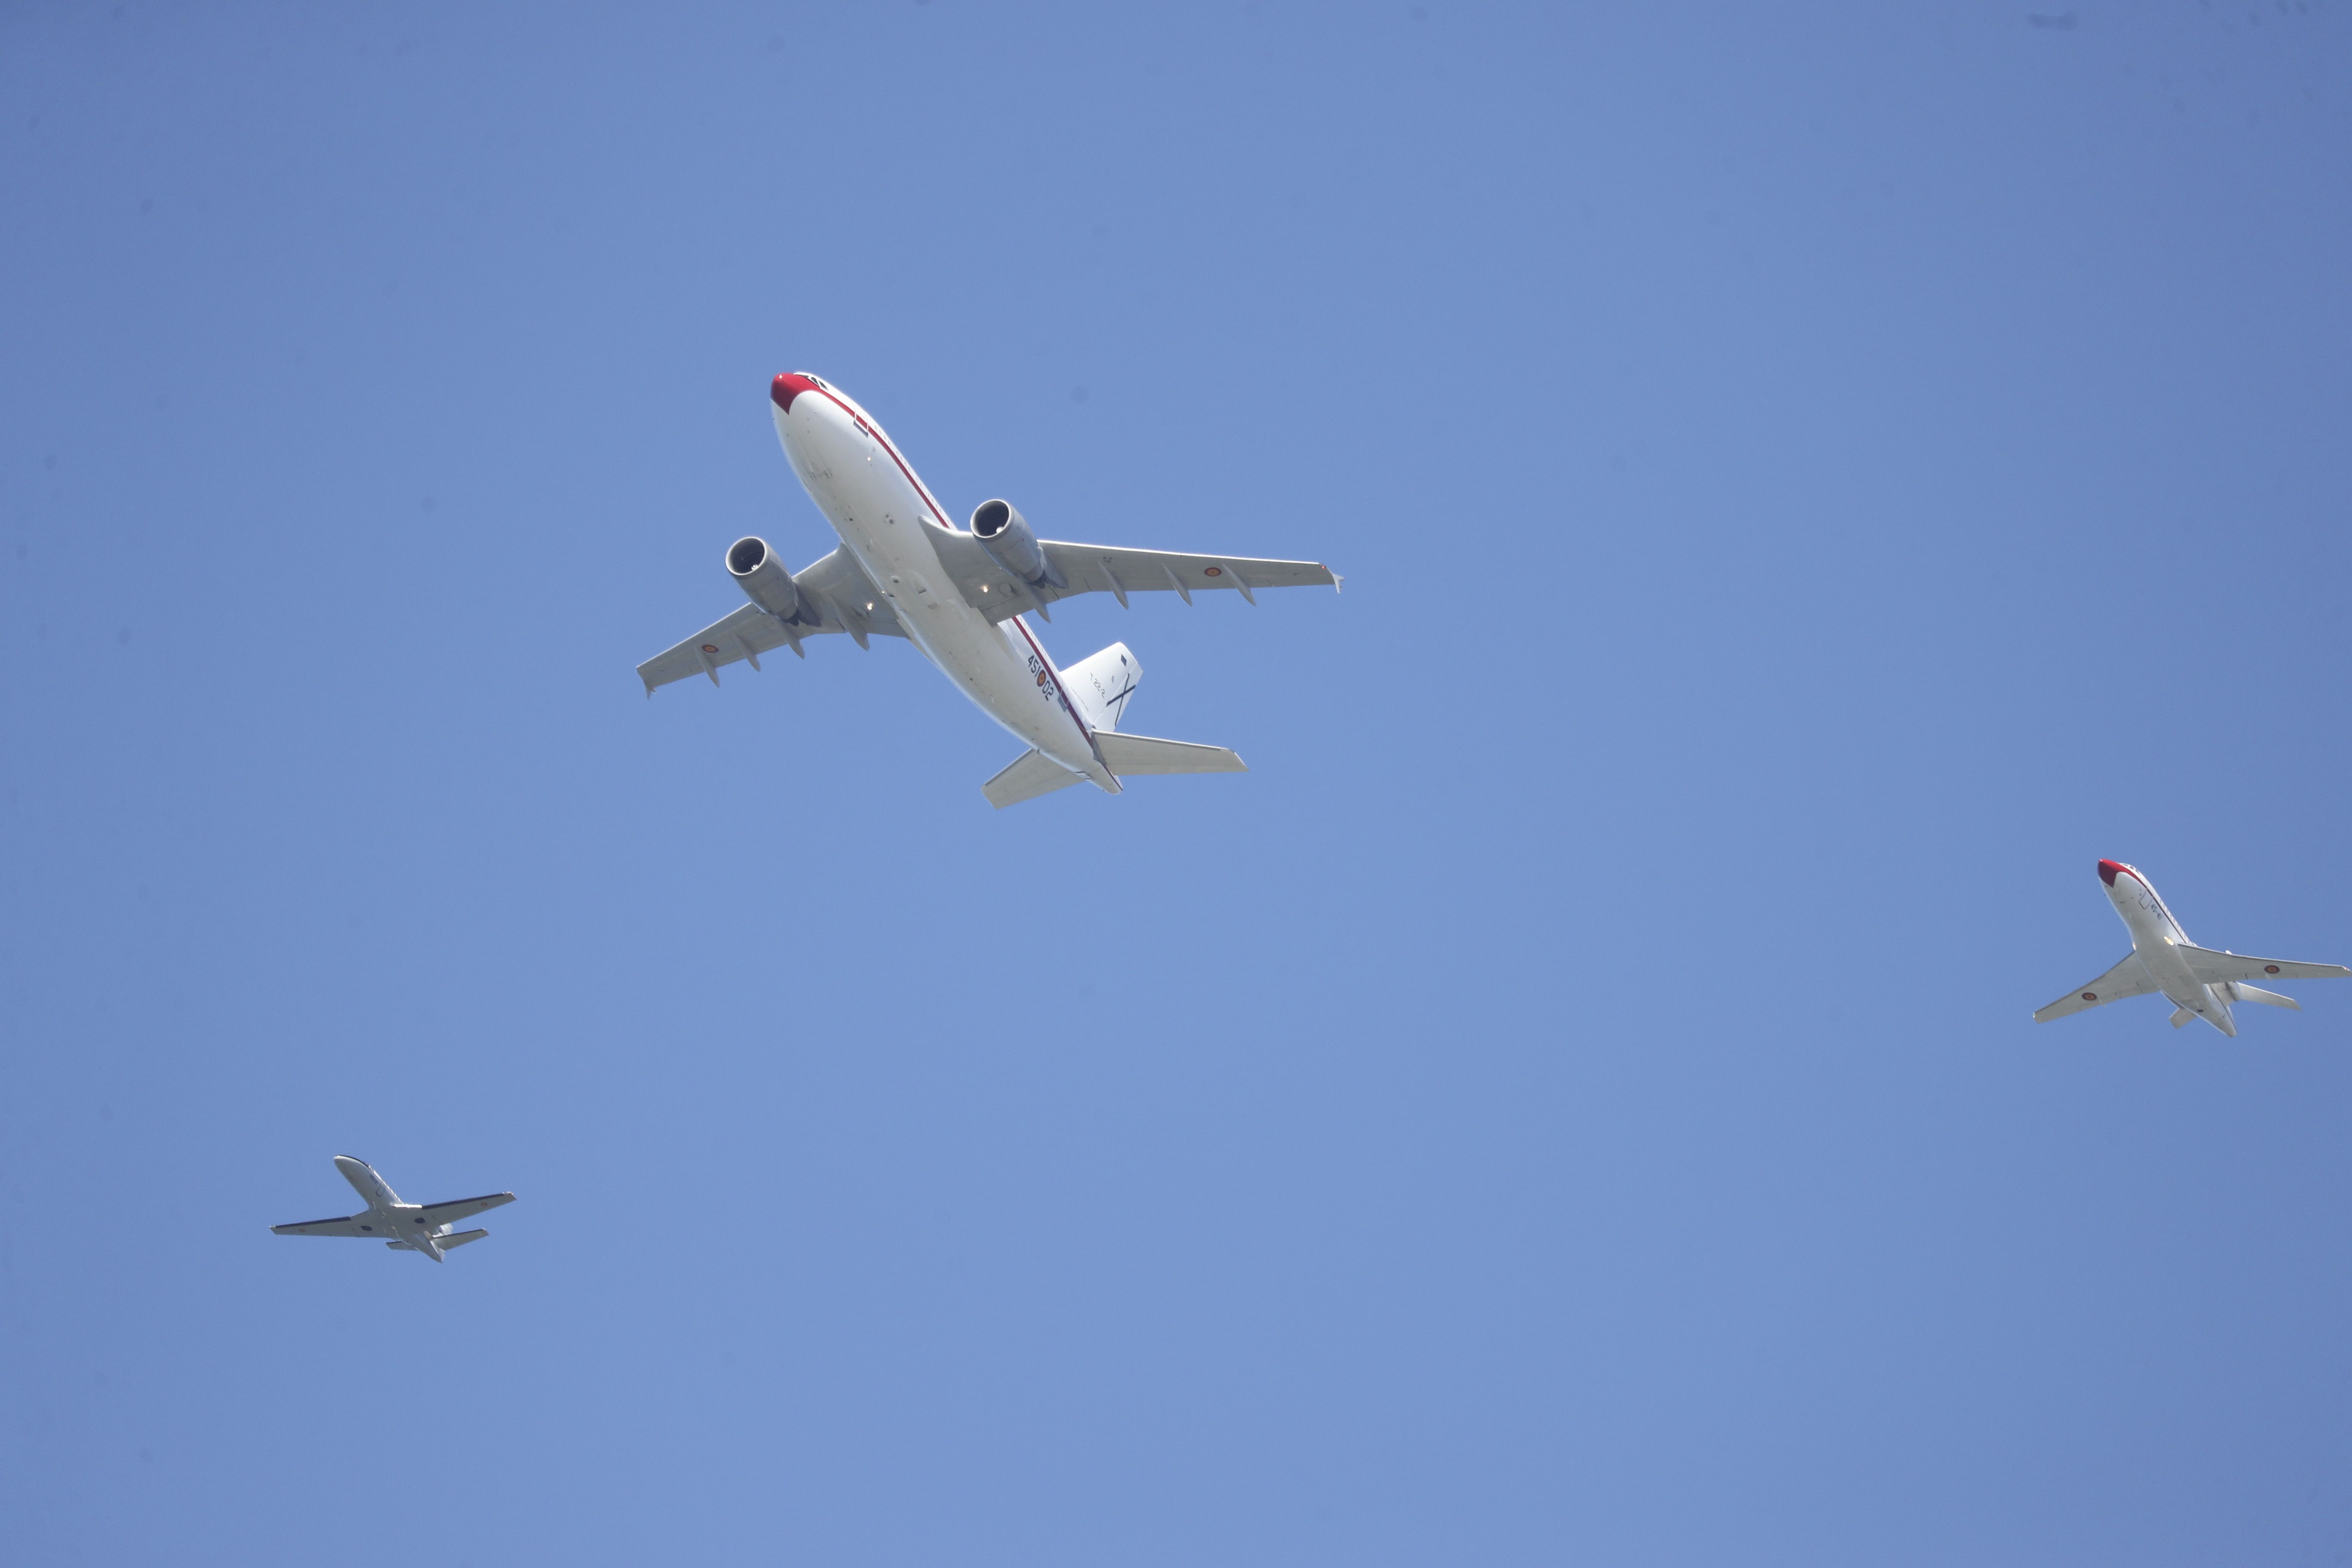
[820,464,1092,768]
[2138,943,2207,1011]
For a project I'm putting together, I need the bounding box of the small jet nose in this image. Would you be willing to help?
[2098,859,2127,887]
[771,372,819,412]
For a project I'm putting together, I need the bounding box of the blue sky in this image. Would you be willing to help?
[4,4,2350,1564]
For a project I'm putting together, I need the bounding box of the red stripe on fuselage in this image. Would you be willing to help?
[794,384,958,532]
[1008,612,1096,752]
[785,381,1093,756]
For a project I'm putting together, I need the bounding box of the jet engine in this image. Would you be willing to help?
[971,499,1064,589]
[726,536,803,621]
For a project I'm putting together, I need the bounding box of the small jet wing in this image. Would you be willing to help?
[2034,952,2161,1022]
[2174,946,2352,986]
[928,531,1339,623]
[414,1192,515,1228]
[637,548,902,693]
[272,1212,377,1238]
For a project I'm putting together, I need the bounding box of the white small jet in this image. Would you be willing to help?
[271,1156,515,1262]
[638,373,1340,806]
[2033,860,2350,1036]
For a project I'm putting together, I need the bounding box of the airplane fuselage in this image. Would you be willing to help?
[2102,860,2235,1034]
[334,1155,448,1261]
[767,374,1116,792]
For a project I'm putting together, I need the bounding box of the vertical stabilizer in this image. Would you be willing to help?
[1060,643,1142,732]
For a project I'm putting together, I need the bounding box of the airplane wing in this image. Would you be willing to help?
[414,1192,515,1228]
[272,1212,375,1237]
[928,531,1339,622]
[637,548,903,692]
[2033,952,2161,1022]
[2174,946,2352,986]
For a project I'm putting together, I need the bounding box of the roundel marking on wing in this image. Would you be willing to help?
[1203,565,1223,576]
[2266,964,2281,974]
[2082,992,2097,1001]
[701,644,720,653]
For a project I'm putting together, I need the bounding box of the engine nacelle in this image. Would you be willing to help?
[971,499,1063,588]
[726,536,802,621]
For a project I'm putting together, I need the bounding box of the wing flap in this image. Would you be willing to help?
[928,530,1338,623]
[1045,544,1337,603]
[2176,946,2352,986]
[2033,952,2160,1022]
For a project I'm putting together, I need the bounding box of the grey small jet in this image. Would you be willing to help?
[272,1155,514,1262]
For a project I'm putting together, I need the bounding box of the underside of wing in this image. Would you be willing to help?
[2176,946,2352,986]
[2034,952,2159,1022]
[927,530,1339,622]
[271,1212,376,1237]
[414,1193,516,1228]
[636,548,902,693]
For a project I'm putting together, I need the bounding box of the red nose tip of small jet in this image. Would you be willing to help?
[771,372,818,411]
[2098,859,2126,886]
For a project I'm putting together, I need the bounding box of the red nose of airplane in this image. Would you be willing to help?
[771,372,820,411]
[2098,859,2126,886]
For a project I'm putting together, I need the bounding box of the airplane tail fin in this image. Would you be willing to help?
[2174,1001,2239,1036]
[388,1229,487,1253]
[1061,643,1141,732]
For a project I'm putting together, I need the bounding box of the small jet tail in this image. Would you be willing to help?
[2175,993,2239,1036]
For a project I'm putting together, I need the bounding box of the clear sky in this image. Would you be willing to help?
[4,4,2350,1564]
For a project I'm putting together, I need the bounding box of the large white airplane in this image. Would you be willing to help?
[2033,860,2350,1035]
[637,373,1340,806]
[271,1156,515,1262]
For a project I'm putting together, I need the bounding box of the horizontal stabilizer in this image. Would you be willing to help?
[2231,982,2301,1011]
[2174,945,2352,986]
[1061,643,1141,732]
[1093,732,1247,777]
[437,1228,490,1249]
[983,748,1085,809]
[2170,1006,2195,1028]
